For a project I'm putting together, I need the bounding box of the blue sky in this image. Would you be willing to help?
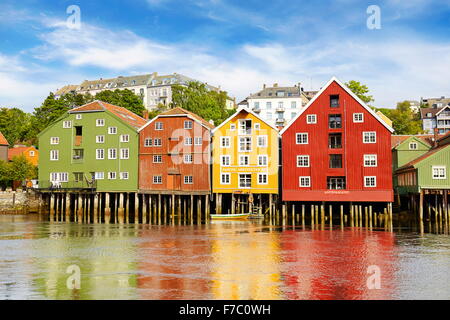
[0,0,450,111]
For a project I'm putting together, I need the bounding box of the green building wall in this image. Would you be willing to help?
[38,111,140,192]
[417,146,450,190]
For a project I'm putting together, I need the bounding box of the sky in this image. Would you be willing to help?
[0,0,449,112]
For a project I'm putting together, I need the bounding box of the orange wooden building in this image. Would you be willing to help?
[8,145,39,166]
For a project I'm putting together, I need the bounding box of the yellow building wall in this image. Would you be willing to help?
[212,111,279,194]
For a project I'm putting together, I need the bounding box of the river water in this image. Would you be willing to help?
[0,214,450,300]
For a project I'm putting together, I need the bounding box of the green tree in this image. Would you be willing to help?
[0,160,12,188]
[389,101,423,134]
[345,80,374,106]
[0,108,34,145]
[92,89,145,116]
[9,155,37,181]
[171,81,231,126]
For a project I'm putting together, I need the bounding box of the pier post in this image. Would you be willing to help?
[190,195,194,225]
[340,205,344,229]
[118,193,124,224]
[369,205,373,229]
[105,193,110,224]
[269,194,273,218]
[205,195,210,222]
[197,196,201,224]
[311,205,315,228]
[329,204,333,228]
[302,205,305,228]
[350,202,354,227]
[365,206,368,228]
[77,194,83,224]
[93,193,98,224]
[65,193,71,222]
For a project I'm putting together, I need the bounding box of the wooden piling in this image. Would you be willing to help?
[329,205,333,228]
[105,193,110,224]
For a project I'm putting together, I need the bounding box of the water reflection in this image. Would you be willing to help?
[0,215,450,300]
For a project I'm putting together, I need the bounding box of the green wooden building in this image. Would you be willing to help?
[38,101,147,192]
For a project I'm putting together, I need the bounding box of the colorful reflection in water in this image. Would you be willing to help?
[0,215,450,300]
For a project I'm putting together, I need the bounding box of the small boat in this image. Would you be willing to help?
[210,213,250,220]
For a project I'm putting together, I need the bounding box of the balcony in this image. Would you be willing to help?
[252,106,261,113]
[276,107,285,113]
[74,135,82,146]
[37,180,97,191]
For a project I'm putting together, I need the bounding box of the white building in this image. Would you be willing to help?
[245,83,316,128]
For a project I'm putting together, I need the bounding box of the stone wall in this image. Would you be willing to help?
[0,190,41,214]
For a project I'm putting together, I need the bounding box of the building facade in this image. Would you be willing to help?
[212,108,279,214]
[245,83,314,128]
[8,145,39,166]
[38,101,146,192]
[420,105,450,135]
[0,131,9,161]
[138,107,214,194]
[281,77,394,203]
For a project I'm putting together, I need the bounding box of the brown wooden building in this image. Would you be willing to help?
[138,107,214,195]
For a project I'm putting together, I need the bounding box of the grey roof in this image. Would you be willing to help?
[420,106,450,119]
[78,74,154,91]
[148,73,219,91]
[249,86,303,99]
[55,85,79,96]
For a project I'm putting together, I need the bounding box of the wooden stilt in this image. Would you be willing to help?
[369,205,373,229]
[65,193,71,222]
[104,193,110,224]
[350,203,354,227]
[329,204,333,228]
[340,205,344,229]
[302,204,305,229]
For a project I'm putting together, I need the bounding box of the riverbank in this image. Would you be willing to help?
[0,190,41,214]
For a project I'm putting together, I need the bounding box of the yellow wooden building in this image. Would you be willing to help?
[212,108,279,215]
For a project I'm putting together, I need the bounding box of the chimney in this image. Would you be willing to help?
[143,110,149,120]
[263,84,266,89]
[433,128,439,147]
[273,83,278,88]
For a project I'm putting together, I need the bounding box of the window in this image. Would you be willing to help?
[296,133,308,144]
[73,149,84,160]
[307,114,317,124]
[76,114,82,120]
[291,112,297,119]
[258,173,268,185]
[254,123,260,130]
[153,155,162,163]
[221,155,230,167]
[50,172,68,182]
[184,120,193,129]
[184,154,193,163]
[327,177,346,190]
[364,154,377,167]
[329,133,342,149]
[239,119,252,135]
[239,137,252,152]
[108,148,117,159]
[74,172,84,182]
[329,154,343,168]
[258,155,268,166]
[409,142,418,150]
[291,101,297,109]
[96,135,105,143]
[297,155,310,167]
[239,174,252,188]
[257,135,267,147]
[50,150,59,161]
[266,102,272,109]
[432,166,446,179]
[29,151,35,157]
[221,173,230,185]
[278,101,284,109]
[329,114,342,129]
[63,121,72,128]
[120,172,129,180]
[254,102,260,109]
[353,113,364,123]
[96,149,104,160]
[144,138,152,147]
[120,148,129,159]
[155,122,163,130]
[95,172,104,180]
[108,127,117,135]
[267,112,272,120]
[330,95,339,108]
[153,176,162,184]
[194,137,202,145]
[75,126,82,136]
[230,124,236,131]
[299,176,311,187]
[184,176,193,184]
[239,155,250,166]
[221,137,230,148]
[185,137,193,146]
[154,138,162,146]
[50,137,59,145]
[364,176,377,187]
[120,135,129,143]
[363,132,376,143]
[108,172,117,180]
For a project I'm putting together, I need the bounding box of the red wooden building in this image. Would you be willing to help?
[138,107,214,195]
[280,77,394,203]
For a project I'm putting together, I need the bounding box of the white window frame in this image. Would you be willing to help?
[155,122,163,130]
[238,137,252,152]
[257,173,268,185]
[108,148,117,160]
[258,155,268,167]
[363,154,377,167]
[432,166,446,179]
[257,135,267,148]
[108,172,117,180]
[63,121,72,129]
[194,137,202,145]
[29,151,35,157]
[120,148,129,160]
[96,119,105,127]
[239,155,250,166]
[108,127,117,135]
[363,132,376,143]
[96,135,105,144]
[144,138,152,147]
[153,175,162,184]
[185,137,193,146]
[50,137,60,145]
[296,155,310,167]
[120,172,129,180]
[75,114,82,120]
[296,133,308,144]
[238,173,252,189]
[184,120,193,129]
[230,124,236,131]
[221,173,231,185]
[120,134,130,143]
[184,154,193,164]
[364,176,377,187]
[409,142,418,150]
[221,137,230,148]
[153,155,162,163]
[221,155,231,167]
[154,138,162,146]
[96,149,105,160]
[184,176,193,184]
[50,150,59,161]
[254,123,261,130]
[353,113,364,123]
[299,176,311,187]
[95,172,104,180]
[306,114,317,124]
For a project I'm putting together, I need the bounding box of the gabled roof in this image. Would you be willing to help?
[69,100,147,129]
[8,146,37,160]
[397,144,450,171]
[437,130,450,142]
[138,107,214,132]
[0,131,9,146]
[420,107,445,119]
[391,135,435,150]
[280,77,394,135]
[212,106,279,134]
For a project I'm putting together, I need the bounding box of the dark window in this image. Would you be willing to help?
[327,176,346,190]
[74,172,84,182]
[329,114,342,128]
[75,126,83,136]
[329,133,342,148]
[329,154,343,168]
[73,149,84,160]
[330,95,339,108]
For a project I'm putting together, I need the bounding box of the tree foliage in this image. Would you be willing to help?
[171,81,233,126]
[0,108,34,145]
[93,89,145,116]
[0,155,36,189]
[377,101,423,135]
[345,80,374,106]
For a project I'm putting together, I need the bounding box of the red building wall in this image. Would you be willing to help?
[139,115,211,193]
[282,80,393,202]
